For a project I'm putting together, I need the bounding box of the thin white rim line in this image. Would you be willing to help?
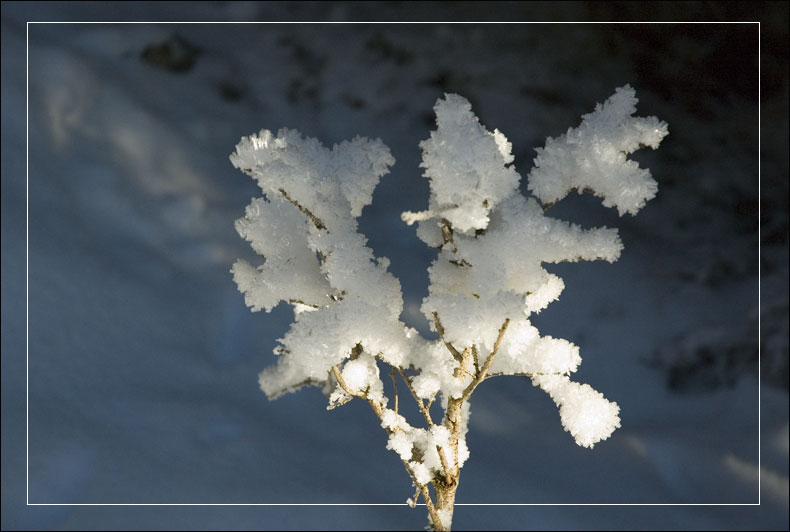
[25,19,31,509]
[23,18,764,509]
[25,503,762,507]
[23,21,762,25]
[757,20,762,508]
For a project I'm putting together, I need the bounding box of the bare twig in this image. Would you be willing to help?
[471,345,480,375]
[432,312,463,363]
[460,318,510,401]
[425,394,436,412]
[395,441,443,528]
[390,367,399,414]
[397,368,434,428]
[454,348,476,379]
[408,485,421,508]
[422,485,444,531]
[434,445,453,487]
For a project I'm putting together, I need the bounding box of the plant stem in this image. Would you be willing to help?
[433,478,458,532]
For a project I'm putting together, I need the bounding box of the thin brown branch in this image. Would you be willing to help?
[268,377,324,400]
[440,218,455,251]
[408,485,421,508]
[326,395,353,410]
[378,411,443,528]
[460,318,510,401]
[395,369,454,486]
[432,312,463,363]
[454,348,475,379]
[434,445,453,487]
[485,370,565,380]
[288,298,320,308]
[350,343,362,360]
[397,368,434,428]
[422,484,444,531]
[471,345,480,375]
[278,188,326,231]
[331,364,382,417]
[390,367,399,415]
[331,365,360,397]
[395,454,440,525]
[425,394,436,412]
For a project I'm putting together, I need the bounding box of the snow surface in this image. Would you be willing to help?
[2,3,787,531]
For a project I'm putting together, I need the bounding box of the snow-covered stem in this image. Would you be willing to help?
[229,85,667,531]
[397,367,454,485]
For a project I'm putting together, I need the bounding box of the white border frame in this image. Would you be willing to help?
[24,20,762,509]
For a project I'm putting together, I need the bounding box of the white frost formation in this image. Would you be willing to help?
[402,94,520,233]
[528,85,668,215]
[229,129,407,399]
[230,86,667,491]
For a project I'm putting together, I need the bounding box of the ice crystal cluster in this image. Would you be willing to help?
[230,85,667,529]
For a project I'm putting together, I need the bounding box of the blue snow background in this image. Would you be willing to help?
[2,2,788,530]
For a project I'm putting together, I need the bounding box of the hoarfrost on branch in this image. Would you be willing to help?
[229,85,667,530]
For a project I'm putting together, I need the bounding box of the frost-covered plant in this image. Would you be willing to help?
[230,85,667,531]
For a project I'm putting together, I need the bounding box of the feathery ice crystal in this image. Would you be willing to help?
[230,85,668,531]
